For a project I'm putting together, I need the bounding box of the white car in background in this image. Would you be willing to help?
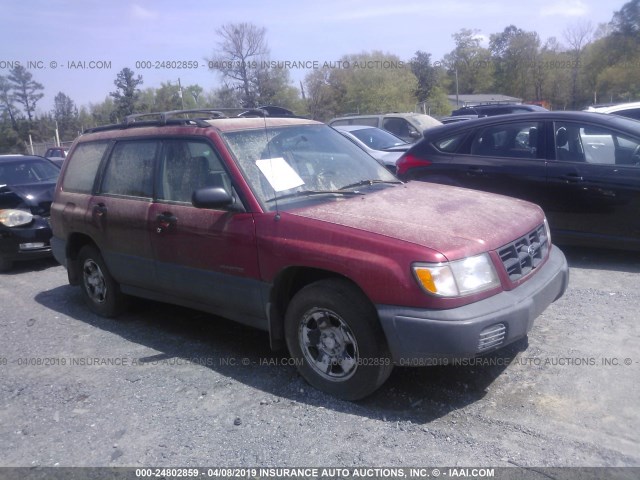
[332,125,410,172]
[585,102,640,121]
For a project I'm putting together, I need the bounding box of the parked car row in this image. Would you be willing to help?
[5,101,638,398]
[38,108,569,399]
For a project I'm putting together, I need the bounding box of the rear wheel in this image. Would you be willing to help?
[77,245,127,317]
[285,279,393,400]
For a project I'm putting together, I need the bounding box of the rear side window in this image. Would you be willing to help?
[382,117,417,139]
[100,140,158,198]
[470,122,542,158]
[62,142,109,193]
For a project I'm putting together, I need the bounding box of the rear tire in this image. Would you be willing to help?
[77,245,127,317]
[285,278,393,400]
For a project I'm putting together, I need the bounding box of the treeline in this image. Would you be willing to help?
[1,0,638,153]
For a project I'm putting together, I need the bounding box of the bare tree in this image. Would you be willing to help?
[209,22,269,107]
[564,21,593,108]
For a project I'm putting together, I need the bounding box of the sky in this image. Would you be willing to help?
[0,0,629,113]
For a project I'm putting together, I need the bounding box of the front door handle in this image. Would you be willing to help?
[560,174,584,183]
[93,203,107,217]
[466,167,484,176]
[156,212,177,233]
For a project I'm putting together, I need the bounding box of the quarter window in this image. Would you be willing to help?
[433,133,467,153]
[100,141,157,198]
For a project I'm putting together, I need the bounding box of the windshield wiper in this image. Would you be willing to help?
[266,189,364,203]
[339,179,403,191]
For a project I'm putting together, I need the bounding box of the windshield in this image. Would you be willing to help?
[223,124,398,211]
[0,159,60,186]
[348,127,407,150]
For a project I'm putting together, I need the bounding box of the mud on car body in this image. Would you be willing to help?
[50,108,569,399]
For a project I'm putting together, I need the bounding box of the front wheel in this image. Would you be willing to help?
[77,245,128,317]
[285,279,393,400]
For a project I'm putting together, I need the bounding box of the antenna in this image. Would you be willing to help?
[260,110,280,220]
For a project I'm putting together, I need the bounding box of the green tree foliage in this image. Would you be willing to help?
[318,51,417,118]
[410,51,438,102]
[582,0,640,103]
[611,0,640,36]
[52,92,80,141]
[303,68,340,121]
[423,86,452,117]
[0,76,19,131]
[110,68,143,122]
[490,26,541,100]
[7,65,44,125]
[444,29,494,94]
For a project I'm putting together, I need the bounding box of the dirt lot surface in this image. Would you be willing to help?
[0,246,638,470]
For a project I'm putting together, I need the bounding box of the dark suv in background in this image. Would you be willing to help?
[50,108,568,399]
[450,103,548,118]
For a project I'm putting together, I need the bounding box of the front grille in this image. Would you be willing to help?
[478,323,506,352]
[498,224,549,282]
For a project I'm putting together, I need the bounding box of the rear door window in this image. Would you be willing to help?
[100,140,158,198]
[470,122,542,158]
[62,142,109,193]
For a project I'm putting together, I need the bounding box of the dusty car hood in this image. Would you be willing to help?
[290,182,544,259]
[0,182,56,216]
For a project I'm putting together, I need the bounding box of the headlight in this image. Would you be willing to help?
[543,217,551,247]
[0,209,34,227]
[413,253,500,297]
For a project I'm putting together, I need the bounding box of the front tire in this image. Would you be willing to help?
[77,245,127,317]
[285,279,393,400]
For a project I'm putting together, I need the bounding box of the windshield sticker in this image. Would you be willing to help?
[256,157,305,192]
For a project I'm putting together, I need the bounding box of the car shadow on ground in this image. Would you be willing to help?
[1,257,59,276]
[34,284,528,424]
[560,245,640,273]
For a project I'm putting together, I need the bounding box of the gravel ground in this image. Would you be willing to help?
[0,246,638,469]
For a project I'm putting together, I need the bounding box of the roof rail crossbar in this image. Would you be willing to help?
[125,109,229,125]
[83,105,299,134]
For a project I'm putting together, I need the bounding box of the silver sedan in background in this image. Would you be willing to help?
[333,125,410,172]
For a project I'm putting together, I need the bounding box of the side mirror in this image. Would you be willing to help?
[192,187,234,210]
[409,130,422,140]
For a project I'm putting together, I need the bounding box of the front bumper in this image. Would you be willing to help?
[0,219,53,263]
[377,247,569,363]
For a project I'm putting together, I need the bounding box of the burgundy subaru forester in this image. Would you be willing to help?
[50,109,569,400]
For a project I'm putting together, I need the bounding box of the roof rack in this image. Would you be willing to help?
[83,105,297,134]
